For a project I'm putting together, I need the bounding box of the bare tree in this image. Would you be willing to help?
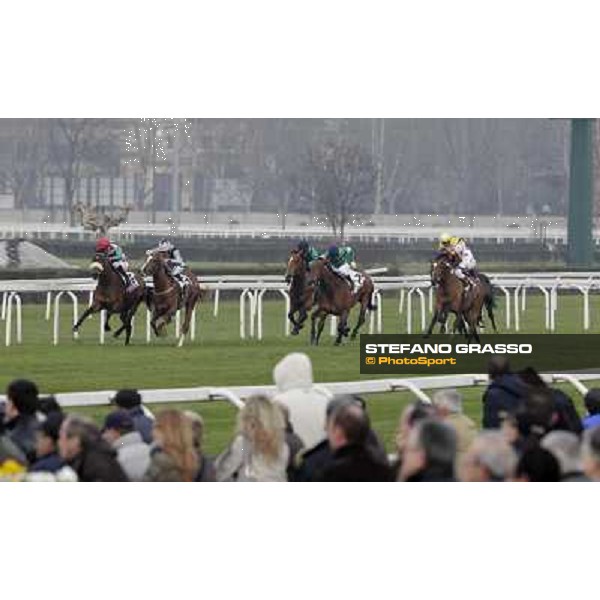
[73,201,131,235]
[121,118,172,223]
[0,119,48,217]
[48,119,116,225]
[305,140,376,239]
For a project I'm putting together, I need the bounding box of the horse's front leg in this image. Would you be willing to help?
[73,304,98,333]
[177,295,199,347]
[335,312,349,346]
[316,312,328,345]
[351,303,368,340]
[310,309,320,345]
[288,303,301,335]
[423,308,441,338]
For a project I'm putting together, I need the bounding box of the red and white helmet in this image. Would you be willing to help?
[96,237,111,252]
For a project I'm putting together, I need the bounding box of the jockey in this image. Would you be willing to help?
[439,233,477,286]
[296,239,322,269]
[326,244,362,293]
[153,238,190,290]
[95,237,133,291]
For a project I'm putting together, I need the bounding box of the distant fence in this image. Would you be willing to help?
[0,221,588,245]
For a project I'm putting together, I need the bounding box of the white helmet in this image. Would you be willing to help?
[158,238,173,252]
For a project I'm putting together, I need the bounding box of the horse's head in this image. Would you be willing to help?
[141,250,161,277]
[90,253,108,280]
[285,250,305,283]
[430,252,455,286]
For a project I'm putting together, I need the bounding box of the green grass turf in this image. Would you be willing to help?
[1,294,599,455]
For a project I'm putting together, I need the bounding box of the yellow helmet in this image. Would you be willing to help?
[439,232,452,245]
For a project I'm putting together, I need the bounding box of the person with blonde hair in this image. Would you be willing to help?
[215,395,289,482]
[144,410,199,482]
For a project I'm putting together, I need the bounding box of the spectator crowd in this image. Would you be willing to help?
[1,352,600,482]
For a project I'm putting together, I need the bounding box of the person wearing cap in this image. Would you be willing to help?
[102,410,151,482]
[325,244,362,294]
[29,411,65,474]
[95,237,135,292]
[111,389,154,444]
[296,239,322,270]
[3,379,40,463]
[150,238,190,291]
[438,232,477,288]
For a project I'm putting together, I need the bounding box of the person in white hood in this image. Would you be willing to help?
[272,352,331,450]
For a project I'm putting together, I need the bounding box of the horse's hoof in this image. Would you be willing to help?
[291,329,299,336]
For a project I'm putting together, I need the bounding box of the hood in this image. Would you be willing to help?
[273,353,314,392]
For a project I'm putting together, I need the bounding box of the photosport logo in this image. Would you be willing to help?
[359,334,600,375]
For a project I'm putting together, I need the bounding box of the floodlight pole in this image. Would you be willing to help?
[567,118,594,267]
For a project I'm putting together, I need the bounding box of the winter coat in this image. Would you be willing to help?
[215,435,289,482]
[4,414,39,463]
[550,389,582,434]
[292,429,387,482]
[113,431,151,482]
[314,444,392,482]
[444,412,477,462]
[405,466,457,482]
[285,425,305,480]
[144,448,187,482]
[68,441,128,482]
[0,434,27,467]
[482,374,528,429]
[126,406,154,444]
[292,439,331,482]
[272,353,330,449]
[195,455,217,482]
[29,452,64,473]
[582,414,600,430]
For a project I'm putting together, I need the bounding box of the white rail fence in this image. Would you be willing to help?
[0,373,596,409]
[0,221,580,244]
[2,271,600,345]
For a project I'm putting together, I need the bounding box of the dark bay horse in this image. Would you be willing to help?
[424,252,495,341]
[285,249,315,335]
[141,251,202,347]
[72,254,146,345]
[307,257,375,346]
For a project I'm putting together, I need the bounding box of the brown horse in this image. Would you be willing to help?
[72,253,146,345]
[284,249,315,335]
[141,251,202,347]
[307,257,375,346]
[424,252,490,342]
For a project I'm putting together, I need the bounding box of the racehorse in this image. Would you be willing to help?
[141,250,202,347]
[424,252,495,341]
[307,257,376,346]
[284,249,315,335]
[72,254,146,345]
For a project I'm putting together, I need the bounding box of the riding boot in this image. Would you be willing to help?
[116,266,130,290]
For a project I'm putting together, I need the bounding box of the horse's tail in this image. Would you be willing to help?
[368,286,378,311]
[480,273,497,309]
